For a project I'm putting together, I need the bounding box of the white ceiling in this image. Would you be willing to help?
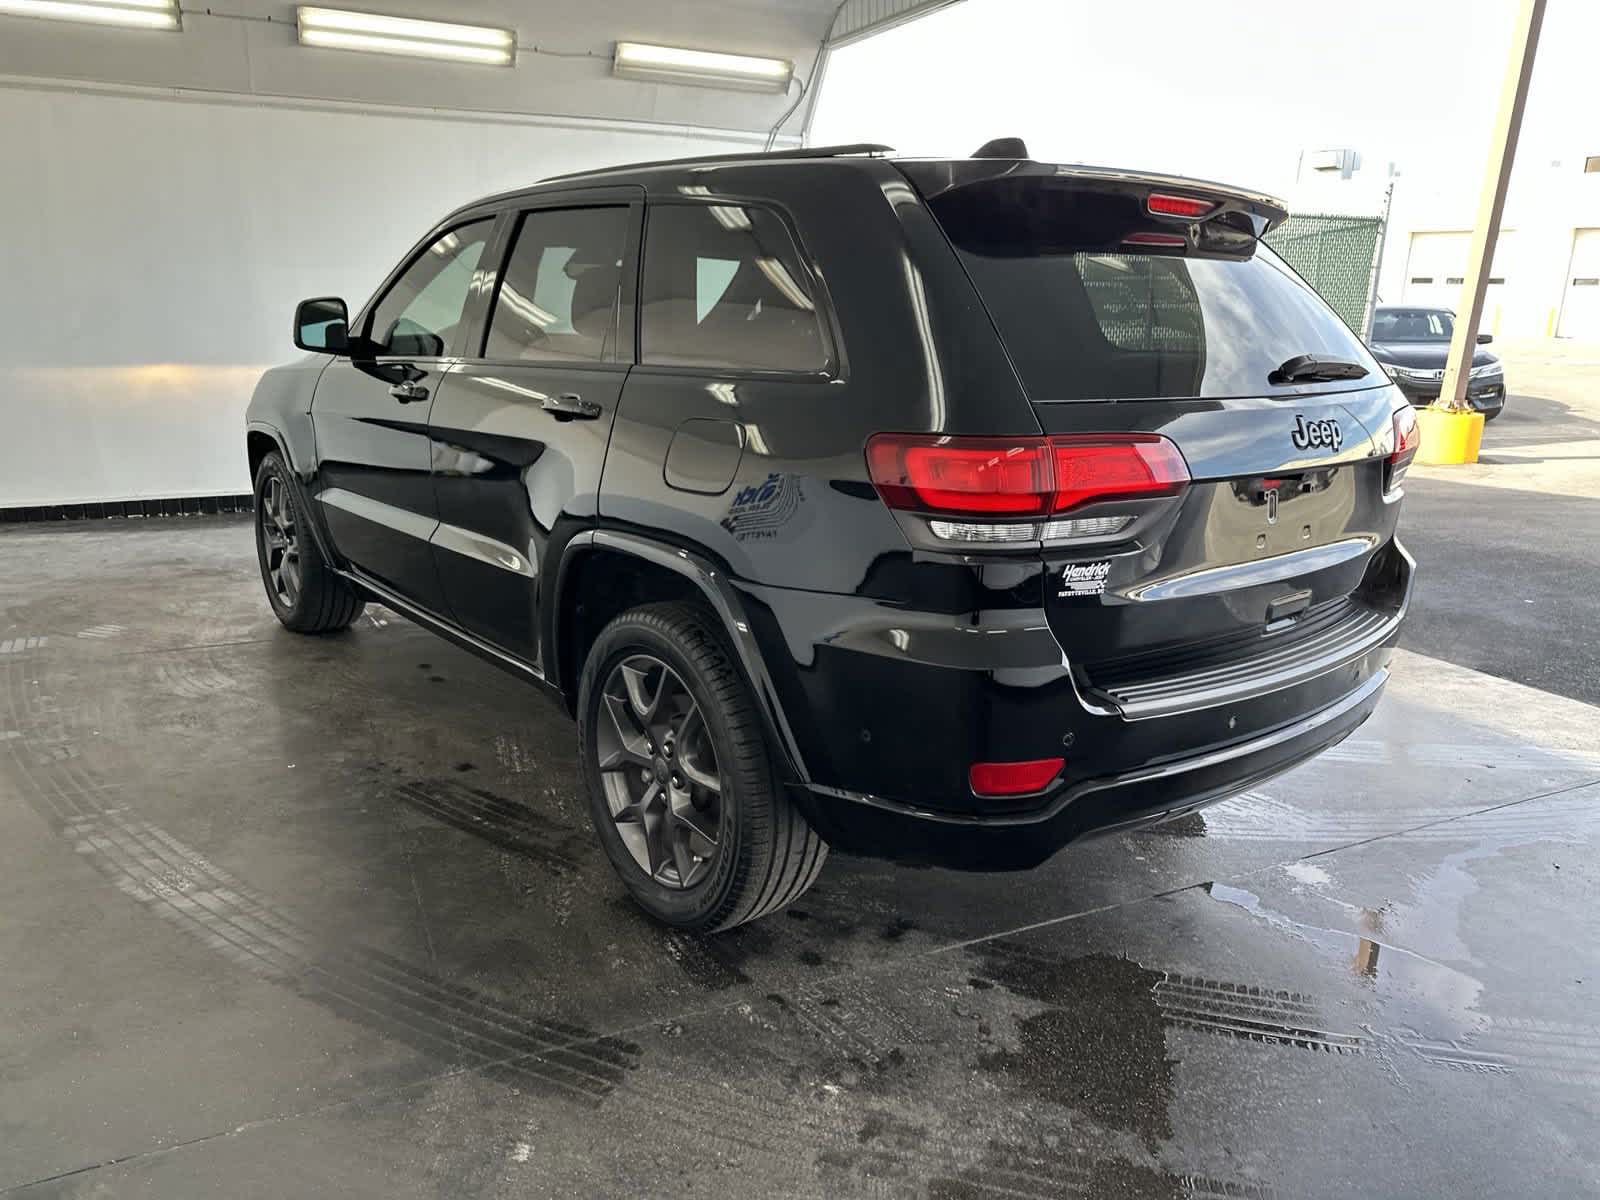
[0,1,960,139]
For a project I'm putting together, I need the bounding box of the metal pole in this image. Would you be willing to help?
[1364,180,1395,339]
[1437,0,1546,412]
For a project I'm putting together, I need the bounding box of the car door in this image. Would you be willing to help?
[311,216,496,612]
[425,191,641,666]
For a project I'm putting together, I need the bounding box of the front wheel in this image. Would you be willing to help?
[577,602,827,932]
[253,452,365,633]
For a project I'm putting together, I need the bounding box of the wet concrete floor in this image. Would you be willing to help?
[2,516,1596,1198]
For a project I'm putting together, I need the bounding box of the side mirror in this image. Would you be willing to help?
[294,297,350,353]
[1476,332,1493,345]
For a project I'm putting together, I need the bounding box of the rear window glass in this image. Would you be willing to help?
[640,204,828,372]
[924,181,1380,401]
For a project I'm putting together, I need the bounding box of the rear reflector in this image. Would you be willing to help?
[970,757,1064,797]
[1147,192,1216,219]
[1386,405,1421,493]
[866,433,1189,519]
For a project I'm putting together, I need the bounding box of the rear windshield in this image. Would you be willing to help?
[922,179,1381,402]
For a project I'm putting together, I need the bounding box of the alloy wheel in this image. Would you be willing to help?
[259,475,302,609]
[595,654,724,889]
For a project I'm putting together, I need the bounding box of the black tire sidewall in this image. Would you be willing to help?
[578,611,761,928]
[253,453,303,625]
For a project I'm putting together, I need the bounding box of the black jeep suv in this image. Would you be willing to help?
[246,143,1416,931]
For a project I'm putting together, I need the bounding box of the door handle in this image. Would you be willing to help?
[388,380,429,403]
[540,393,602,420]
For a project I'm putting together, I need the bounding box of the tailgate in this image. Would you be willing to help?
[901,158,1410,715]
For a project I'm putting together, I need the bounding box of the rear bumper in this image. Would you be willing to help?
[739,539,1412,869]
[797,660,1388,868]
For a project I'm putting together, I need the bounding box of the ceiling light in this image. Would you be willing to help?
[297,6,514,66]
[613,41,792,93]
[0,0,179,29]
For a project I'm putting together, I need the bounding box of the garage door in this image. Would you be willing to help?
[1402,230,1513,317]
[1557,229,1600,340]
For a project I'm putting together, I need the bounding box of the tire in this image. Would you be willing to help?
[253,451,365,634]
[577,601,827,932]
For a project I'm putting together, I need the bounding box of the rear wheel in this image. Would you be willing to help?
[253,452,365,633]
[577,602,827,932]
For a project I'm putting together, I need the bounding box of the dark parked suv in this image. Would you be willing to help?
[246,143,1416,931]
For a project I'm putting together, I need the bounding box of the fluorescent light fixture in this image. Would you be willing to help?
[297,6,514,66]
[0,0,179,29]
[613,41,792,93]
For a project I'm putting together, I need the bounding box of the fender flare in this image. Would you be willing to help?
[553,529,811,785]
[245,421,342,570]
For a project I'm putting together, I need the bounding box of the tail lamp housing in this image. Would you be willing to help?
[1386,406,1420,495]
[866,433,1189,545]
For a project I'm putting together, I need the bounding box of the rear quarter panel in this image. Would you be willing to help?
[599,159,1037,597]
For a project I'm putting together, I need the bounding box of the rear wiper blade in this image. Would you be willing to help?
[1269,354,1369,385]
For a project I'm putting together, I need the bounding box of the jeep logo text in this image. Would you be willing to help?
[1291,414,1343,452]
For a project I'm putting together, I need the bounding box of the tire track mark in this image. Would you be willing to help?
[2,649,639,1108]
[978,937,1600,1087]
[920,1138,1275,1199]
[977,940,1365,1056]
[1153,974,1366,1054]
[389,778,585,872]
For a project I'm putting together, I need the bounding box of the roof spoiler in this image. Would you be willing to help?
[901,158,1290,239]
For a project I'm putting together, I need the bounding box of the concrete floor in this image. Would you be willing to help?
[3,361,1597,1197]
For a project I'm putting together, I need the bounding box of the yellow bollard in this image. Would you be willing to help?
[1414,407,1484,465]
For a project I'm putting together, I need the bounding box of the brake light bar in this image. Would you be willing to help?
[1147,192,1216,219]
[866,433,1189,519]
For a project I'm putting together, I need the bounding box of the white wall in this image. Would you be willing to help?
[1374,156,1600,339]
[0,84,763,506]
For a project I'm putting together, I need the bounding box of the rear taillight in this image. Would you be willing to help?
[866,434,1188,544]
[1387,406,1420,494]
[969,757,1064,798]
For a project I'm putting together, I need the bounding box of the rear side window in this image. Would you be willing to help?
[367,220,493,357]
[483,206,629,362]
[640,204,827,372]
[922,179,1380,401]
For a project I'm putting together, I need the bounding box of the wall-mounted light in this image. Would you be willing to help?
[613,41,792,93]
[0,0,179,29]
[297,6,515,66]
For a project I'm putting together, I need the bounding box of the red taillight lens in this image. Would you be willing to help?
[1387,406,1420,492]
[970,757,1065,797]
[867,438,1053,514]
[1147,192,1216,219]
[866,434,1189,517]
[1051,436,1189,513]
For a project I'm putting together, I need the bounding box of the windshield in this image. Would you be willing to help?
[920,177,1380,402]
[1372,309,1454,342]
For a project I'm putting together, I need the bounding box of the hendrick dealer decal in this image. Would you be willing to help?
[1058,559,1112,598]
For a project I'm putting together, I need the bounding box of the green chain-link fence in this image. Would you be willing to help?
[1264,212,1384,334]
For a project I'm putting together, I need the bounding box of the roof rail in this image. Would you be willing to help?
[542,143,894,184]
